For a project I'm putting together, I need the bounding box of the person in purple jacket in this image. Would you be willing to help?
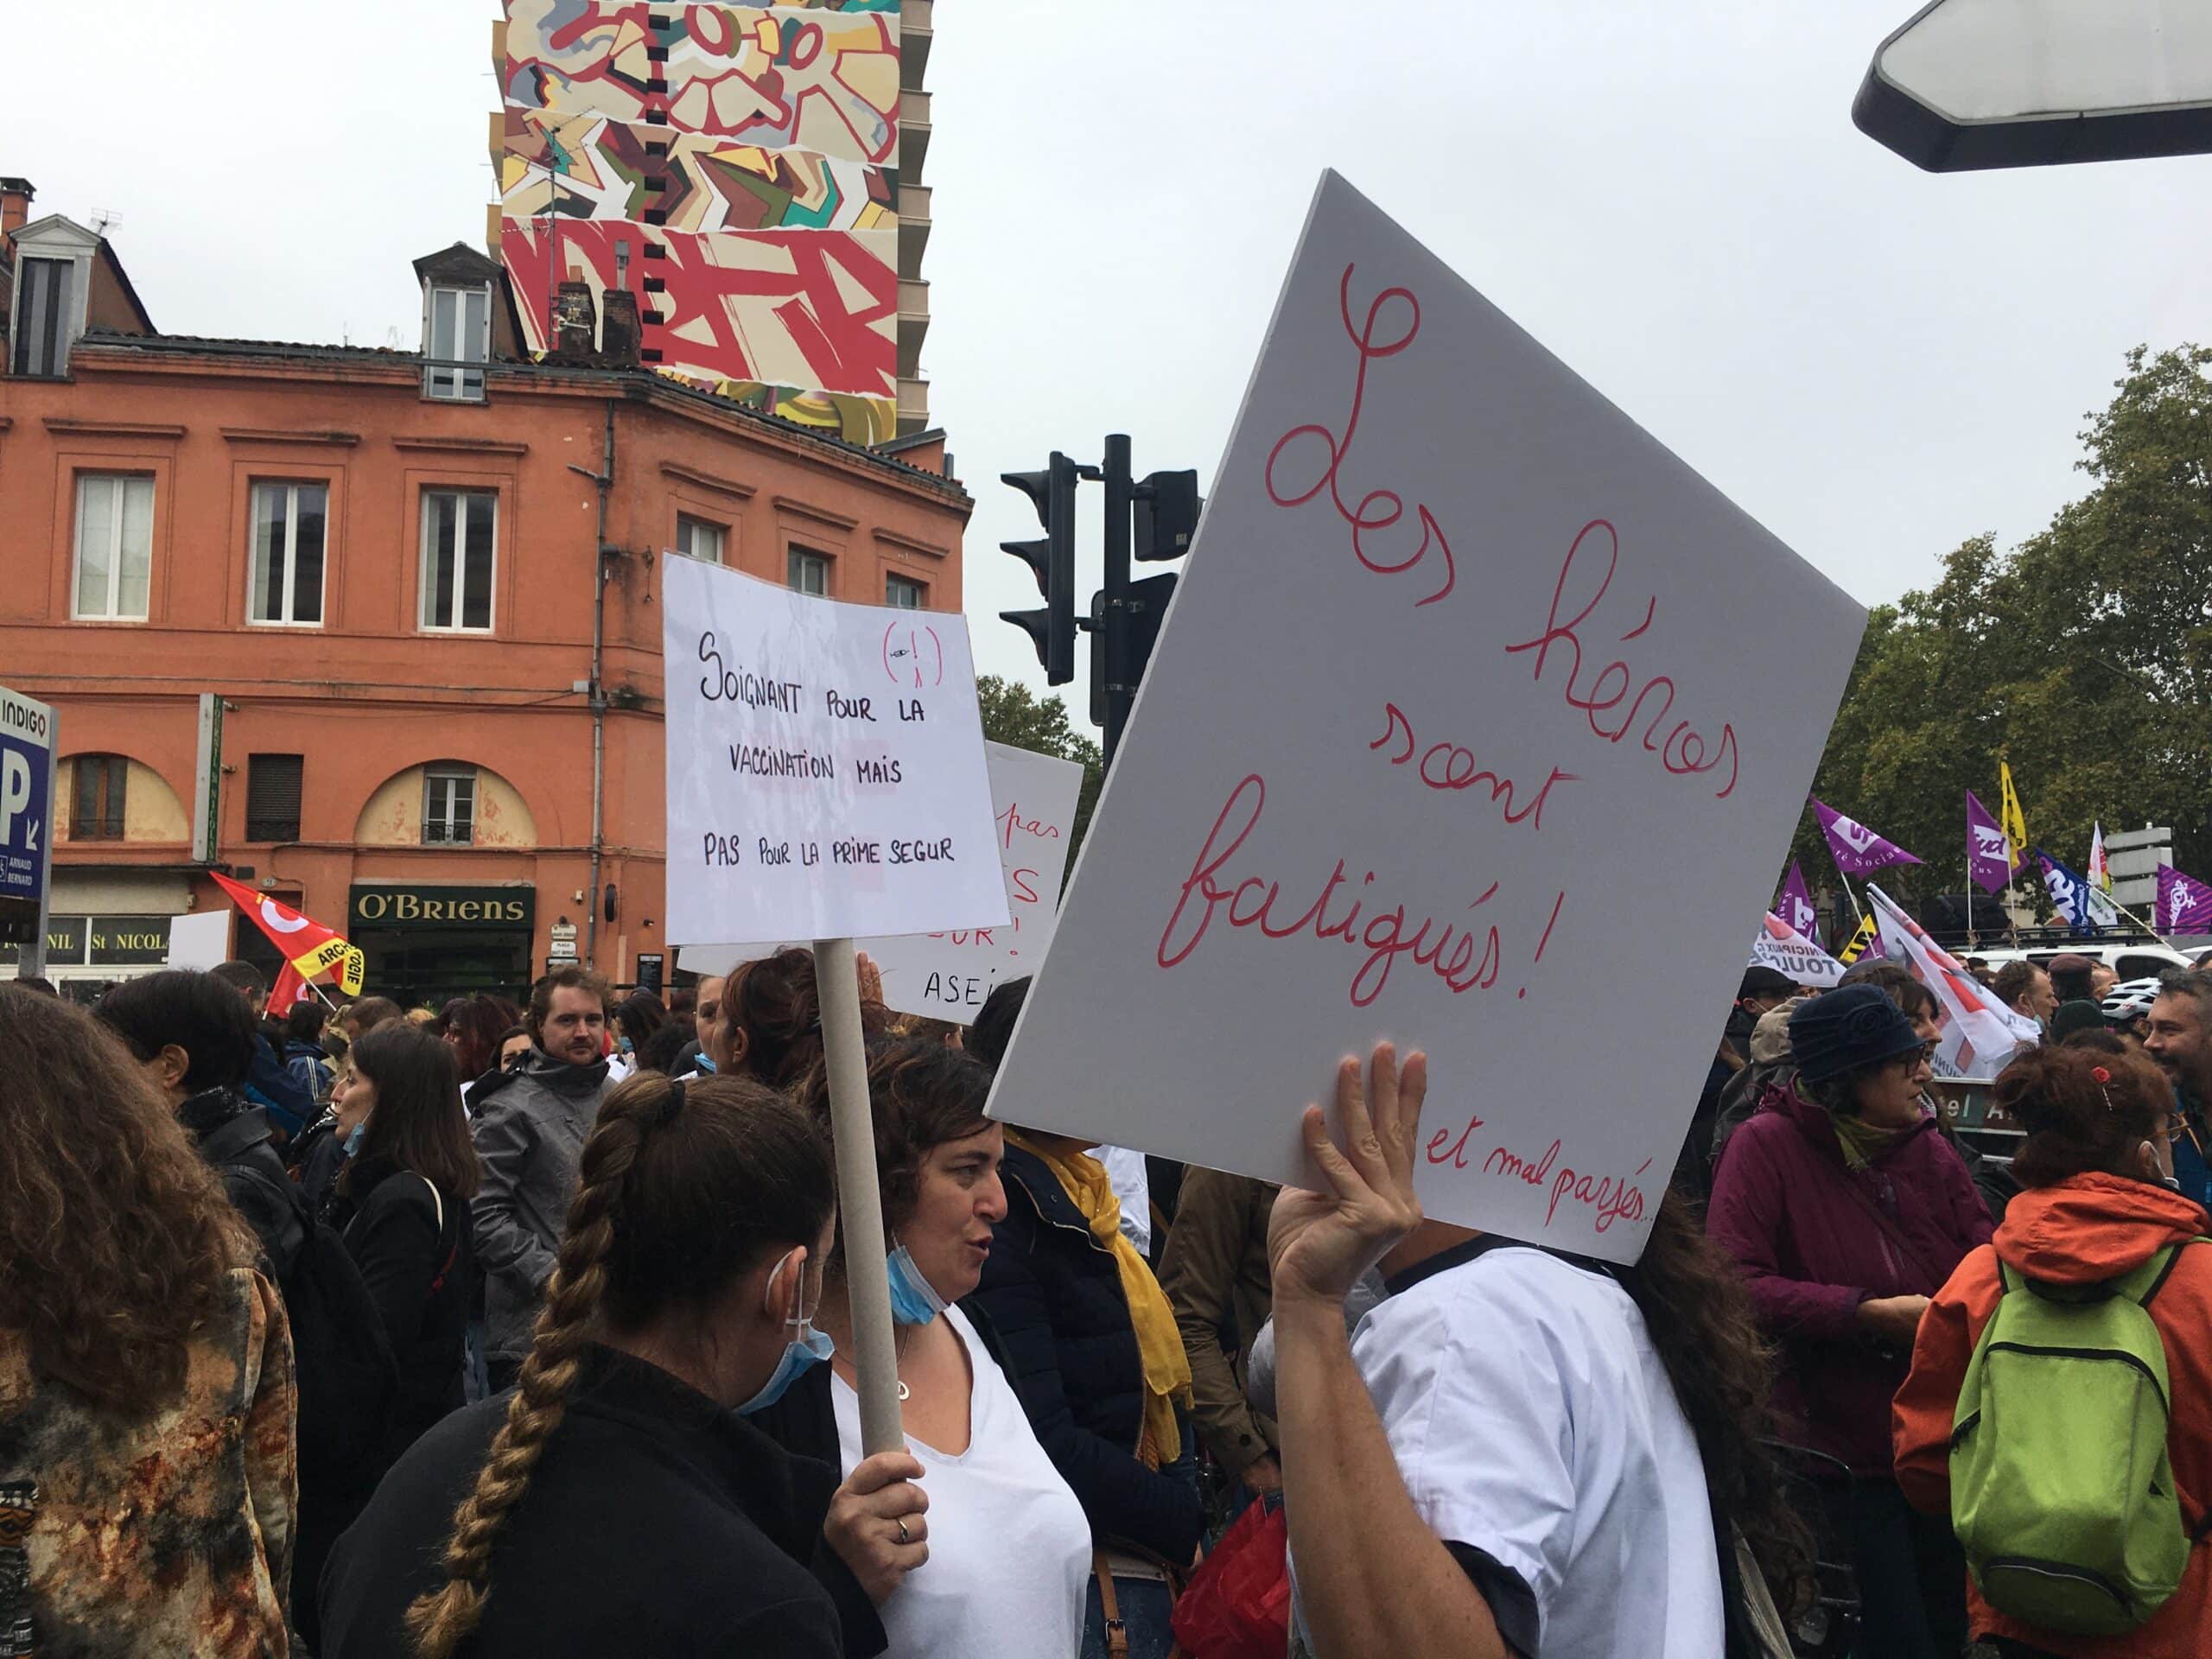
[1707,982,1993,1659]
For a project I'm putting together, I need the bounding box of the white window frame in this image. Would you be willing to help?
[423,283,491,401]
[417,489,499,634]
[423,765,477,846]
[246,480,329,627]
[788,548,830,596]
[886,573,925,609]
[71,474,155,621]
[675,514,726,564]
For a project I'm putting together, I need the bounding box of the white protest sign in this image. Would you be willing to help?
[662,558,1008,946]
[986,172,1865,1262]
[671,741,1086,1020]
[1750,912,1847,988]
[167,909,233,970]
[869,742,1085,1019]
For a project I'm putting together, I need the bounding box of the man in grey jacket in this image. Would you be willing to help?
[472,965,614,1390]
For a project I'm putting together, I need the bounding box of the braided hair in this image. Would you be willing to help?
[404,1070,833,1657]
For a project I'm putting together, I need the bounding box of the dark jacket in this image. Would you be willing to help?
[470,1047,612,1364]
[1707,1078,1993,1474]
[326,1158,473,1464]
[964,1142,1203,1565]
[319,1344,883,1659]
[178,1087,303,1276]
[293,1109,346,1207]
[1157,1167,1279,1476]
[283,1038,333,1105]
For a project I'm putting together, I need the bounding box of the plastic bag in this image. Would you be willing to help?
[1169,1495,1290,1659]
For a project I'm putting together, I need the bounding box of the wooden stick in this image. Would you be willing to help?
[815,936,905,1458]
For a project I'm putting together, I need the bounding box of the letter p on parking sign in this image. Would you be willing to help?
[0,686,58,960]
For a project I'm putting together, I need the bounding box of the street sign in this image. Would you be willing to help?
[0,684,57,977]
[191,693,223,864]
[1855,0,2212,170]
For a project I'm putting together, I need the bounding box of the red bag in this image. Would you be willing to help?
[1169,1497,1291,1659]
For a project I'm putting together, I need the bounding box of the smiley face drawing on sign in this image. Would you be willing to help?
[883,621,945,689]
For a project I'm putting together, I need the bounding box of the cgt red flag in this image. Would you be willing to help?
[208,872,353,985]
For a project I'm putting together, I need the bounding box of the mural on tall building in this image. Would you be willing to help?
[494,0,901,443]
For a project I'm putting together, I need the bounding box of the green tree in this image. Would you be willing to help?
[976,674,1105,859]
[1797,344,2212,935]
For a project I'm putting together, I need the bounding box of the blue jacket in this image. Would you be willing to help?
[2174,1086,2210,1211]
[243,1032,314,1139]
[963,1142,1201,1565]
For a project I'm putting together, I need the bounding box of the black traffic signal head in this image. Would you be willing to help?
[999,452,1079,684]
[1135,468,1202,562]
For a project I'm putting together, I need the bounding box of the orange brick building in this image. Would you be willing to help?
[0,188,969,1003]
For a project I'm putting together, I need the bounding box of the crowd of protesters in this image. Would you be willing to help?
[7,939,2212,1659]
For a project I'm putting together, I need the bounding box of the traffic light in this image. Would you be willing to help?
[1134,469,1202,562]
[999,453,1079,684]
[1089,572,1178,734]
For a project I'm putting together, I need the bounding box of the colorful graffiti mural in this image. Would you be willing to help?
[499,110,894,233]
[493,0,901,442]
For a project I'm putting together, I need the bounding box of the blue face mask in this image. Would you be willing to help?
[737,1250,835,1416]
[618,1037,634,1057]
[887,1241,950,1326]
[694,1053,717,1073]
[343,1121,366,1155]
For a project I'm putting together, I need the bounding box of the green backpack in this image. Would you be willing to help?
[1949,1239,2209,1636]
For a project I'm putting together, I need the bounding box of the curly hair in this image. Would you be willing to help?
[404,1069,832,1659]
[1626,1192,1815,1612]
[0,985,251,1416]
[1996,1042,2171,1188]
[794,1037,994,1257]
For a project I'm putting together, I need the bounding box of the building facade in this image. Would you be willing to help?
[492,0,934,446]
[0,210,969,1004]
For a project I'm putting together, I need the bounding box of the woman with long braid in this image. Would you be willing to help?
[318,1071,925,1659]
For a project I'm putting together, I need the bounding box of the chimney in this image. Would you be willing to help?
[0,178,34,238]
[550,279,597,363]
[598,289,641,369]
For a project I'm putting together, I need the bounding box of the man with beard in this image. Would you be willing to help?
[2143,969,2212,1209]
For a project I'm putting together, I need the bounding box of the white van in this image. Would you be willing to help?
[1967,941,2193,982]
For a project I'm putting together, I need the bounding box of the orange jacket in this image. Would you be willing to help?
[1893,1173,2212,1657]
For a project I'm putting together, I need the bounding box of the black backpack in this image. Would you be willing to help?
[200,1115,399,1486]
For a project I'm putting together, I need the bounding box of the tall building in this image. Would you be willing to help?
[0,188,969,1002]
[490,0,933,448]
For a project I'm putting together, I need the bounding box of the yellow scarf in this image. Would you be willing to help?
[1009,1131,1192,1468]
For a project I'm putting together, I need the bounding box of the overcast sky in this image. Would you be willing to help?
[12,2,2210,696]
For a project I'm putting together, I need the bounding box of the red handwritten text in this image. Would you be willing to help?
[1371,702,1580,831]
[1503,519,1739,799]
[1158,773,1525,1008]
[1426,1112,1489,1170]
[1264,265,1456,608]
[998,800,1062,849]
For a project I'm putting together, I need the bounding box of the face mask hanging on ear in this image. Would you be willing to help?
[887,1240,950,1326]
[738,1248,836,1416]
[344,1121,366,1155]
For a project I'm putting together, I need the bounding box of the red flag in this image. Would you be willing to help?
[208,872,353,981]
[268,961,317,1015]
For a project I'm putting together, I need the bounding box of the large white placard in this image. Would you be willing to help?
[986,173,1866,1262]
[663,559,1008,946]
[670,741,1085,1021]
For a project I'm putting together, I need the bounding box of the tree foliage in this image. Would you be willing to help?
[976,675,1105,858]
[1797,345,2212,924]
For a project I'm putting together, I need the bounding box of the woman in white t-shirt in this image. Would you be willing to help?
[1272,1045,1809,1659]
[753,1038,1092,1659]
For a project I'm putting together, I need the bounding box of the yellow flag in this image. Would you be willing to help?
[1999,762,2029,868]
[340,945,366,998]
[1838,912,1878,966]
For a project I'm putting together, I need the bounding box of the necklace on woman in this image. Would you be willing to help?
[895,1323,913,1402]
